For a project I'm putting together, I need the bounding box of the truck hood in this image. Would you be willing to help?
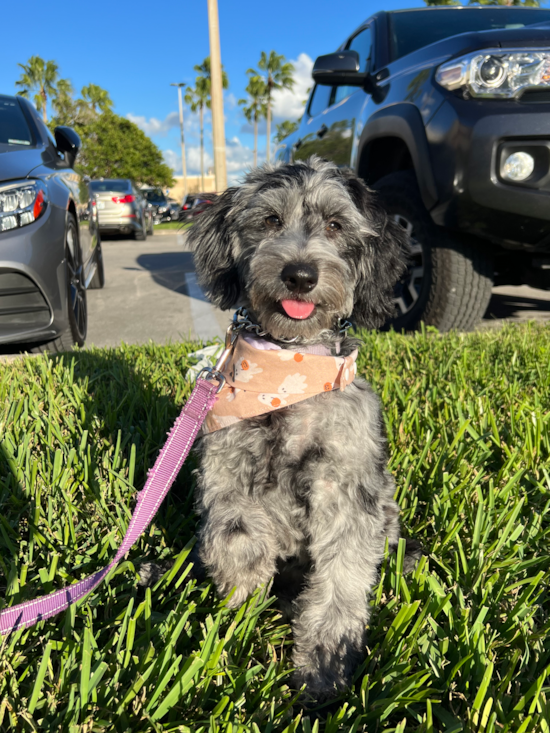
[0,145,55,183]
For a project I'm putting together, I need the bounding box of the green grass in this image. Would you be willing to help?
[0,324,549,732]
[154,222,191,231]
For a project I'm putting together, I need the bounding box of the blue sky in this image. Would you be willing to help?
[1,0,415,184]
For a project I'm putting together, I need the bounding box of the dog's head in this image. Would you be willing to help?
[187,157,407,342]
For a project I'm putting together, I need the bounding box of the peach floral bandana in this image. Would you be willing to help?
[203,334,358,433]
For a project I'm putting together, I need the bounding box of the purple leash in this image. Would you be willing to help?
[0,377,220,636]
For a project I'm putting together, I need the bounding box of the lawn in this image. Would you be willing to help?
[0,324,549,732]
[154,222,191,231]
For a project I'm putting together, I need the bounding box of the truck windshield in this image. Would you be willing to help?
[390,8,550,62]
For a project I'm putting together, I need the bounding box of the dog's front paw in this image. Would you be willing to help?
[292,643,357,701]
[291,665,347,702]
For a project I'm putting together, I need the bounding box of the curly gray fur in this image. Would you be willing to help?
[183,157,420,698]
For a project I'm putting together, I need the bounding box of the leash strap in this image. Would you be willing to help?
[0,378,219,636]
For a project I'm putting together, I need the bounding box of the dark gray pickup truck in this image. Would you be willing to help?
[277,6,550,331]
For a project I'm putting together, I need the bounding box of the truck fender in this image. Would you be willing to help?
[358,103,438,211]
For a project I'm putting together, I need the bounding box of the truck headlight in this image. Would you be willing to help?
[0,181,47,232]
[436,48,550,99]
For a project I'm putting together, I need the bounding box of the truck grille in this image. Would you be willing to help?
[0,270,51,333]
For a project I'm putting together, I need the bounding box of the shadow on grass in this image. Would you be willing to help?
[0,346,201,608]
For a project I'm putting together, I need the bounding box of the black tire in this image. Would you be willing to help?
[134,214,147,241]
[373,171,494,332]
[89,241,105,289]
[34,214,87,353]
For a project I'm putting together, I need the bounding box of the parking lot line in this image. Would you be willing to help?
[184,272,225,341]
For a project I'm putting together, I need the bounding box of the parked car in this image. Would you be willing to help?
[181,193,199,214]
[90,179,152,239]
[277,5,550,331]
[0,93,103,352]
[167,199,182,221]
[181,193,218,223]
[142,187,171,223]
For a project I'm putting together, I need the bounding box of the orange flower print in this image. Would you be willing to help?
[293,353,304,362]
[271,397,281,407]
[324,382,332,391]
[241,360,249,370]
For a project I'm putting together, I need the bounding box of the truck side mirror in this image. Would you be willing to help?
[312,51,367,87]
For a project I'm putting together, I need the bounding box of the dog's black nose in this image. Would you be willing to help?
[281,263,318,294]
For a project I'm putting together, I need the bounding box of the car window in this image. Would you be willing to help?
[143,189,167,204]
[33,113,58,149]
[0,95,34,146]
[308,84,333,118]
[348,26,372,73]
[332,27,372,106]
[90,180,131,193]
[390,7,550,61]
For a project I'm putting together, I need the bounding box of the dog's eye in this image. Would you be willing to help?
[265,215,282,228]
[326,221,342,233]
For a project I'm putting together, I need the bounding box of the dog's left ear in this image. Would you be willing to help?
[343,173,408,329]
[186,188,241,310]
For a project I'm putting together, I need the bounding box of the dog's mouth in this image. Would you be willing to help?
[280,299,316,320]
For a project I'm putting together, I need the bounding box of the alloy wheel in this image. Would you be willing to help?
[393,214,425,317]
[66,224,87,341]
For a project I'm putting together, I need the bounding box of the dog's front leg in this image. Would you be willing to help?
[291,480,383,698]
[196,428,279,608]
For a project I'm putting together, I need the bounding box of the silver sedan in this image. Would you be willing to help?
[90,179,153,239]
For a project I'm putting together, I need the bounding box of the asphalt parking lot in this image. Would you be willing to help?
[86,232,229,348]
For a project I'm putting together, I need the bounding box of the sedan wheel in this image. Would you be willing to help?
[33,214,87,353]
[66,216,87,345]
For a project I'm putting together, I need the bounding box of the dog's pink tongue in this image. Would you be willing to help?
[281,299,315,320]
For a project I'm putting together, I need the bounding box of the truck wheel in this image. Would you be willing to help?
[373,171,494,332]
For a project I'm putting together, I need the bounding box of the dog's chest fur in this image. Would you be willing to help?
[196,379,391,558]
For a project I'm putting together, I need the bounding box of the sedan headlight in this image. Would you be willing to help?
[0,180,48,232]
[436,48,550,99]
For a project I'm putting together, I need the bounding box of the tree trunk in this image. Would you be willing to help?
[41,88,48,123]
[254,114,258,168]
[266,98,271,164]
[200,103,205,192]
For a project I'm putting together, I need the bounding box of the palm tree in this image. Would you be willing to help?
[249,51,295,163]
[185,57,229,191]
[274,119,299,145]
[15,56,61,123]
[81,84,113,114]
[238,74,267,167]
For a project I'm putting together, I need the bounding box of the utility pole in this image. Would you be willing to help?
[207,0,227,191]
[170,82,188,199]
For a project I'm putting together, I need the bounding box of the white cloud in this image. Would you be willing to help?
[127,111,179,137]
[163,149,181,173]
[225,92,238,110]
[163,145,214,176]
[163,136,262,185]
[271,53,313,122]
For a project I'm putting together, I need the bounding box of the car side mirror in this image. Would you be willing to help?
[312,50,367,87]
[54,126,81,167]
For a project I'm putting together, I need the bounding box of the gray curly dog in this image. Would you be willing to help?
[143,156,422,699]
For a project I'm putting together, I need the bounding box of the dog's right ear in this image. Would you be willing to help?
[185,188,241,310]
